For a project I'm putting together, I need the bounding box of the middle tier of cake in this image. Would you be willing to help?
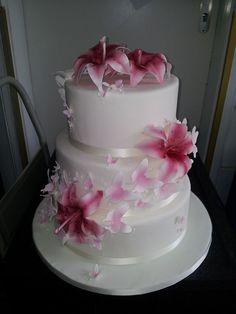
[55,131,190,265]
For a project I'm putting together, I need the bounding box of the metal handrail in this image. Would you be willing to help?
[0,76,50,166]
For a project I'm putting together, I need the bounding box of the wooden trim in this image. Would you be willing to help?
[0,6,28,168]
[206,13,236,171]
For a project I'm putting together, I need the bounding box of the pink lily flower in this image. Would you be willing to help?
[73,36,130,95]
[137,120,198,182]
[128,49,171,86]
[55,183,106,248]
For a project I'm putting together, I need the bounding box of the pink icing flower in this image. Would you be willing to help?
[137,120,198,182]
[104,205,132,233]
[131,158,158,192]
[154,182,178,200]
[62,105,73,129]
[134,199,151,209]
[88,264,101,279]
[105,173,136,202]
[55,183,106,248]
[41,163,61,195]
[73,36,129,95]
[106,154,118,166]
[128,49,171,86]
[83,174,94,191]
[38,198,57,224]
[103,79,124,94]
[41,175,56,194]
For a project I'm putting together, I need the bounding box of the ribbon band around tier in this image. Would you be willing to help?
[65,232,186,266]
[69,137,143,158]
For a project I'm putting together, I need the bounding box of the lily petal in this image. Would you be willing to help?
[106,174,135,202]
[83,174,94,191]
[60,183,78,208]
[79,190,103,217]
[132,158,153,192]
[87,63,106,96]
[73,56,89,81]
[106,50,130,74]
[82,218,106,238]
[130,62,147,86]
[137,138,165,158]
[144,125,166,140]
[145,56,166,82]
[104,205,131,233]
[157,155,192,182]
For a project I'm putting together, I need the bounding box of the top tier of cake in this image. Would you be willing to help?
[64,73,179,149]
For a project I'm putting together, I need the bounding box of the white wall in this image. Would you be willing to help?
[21,0,219,155]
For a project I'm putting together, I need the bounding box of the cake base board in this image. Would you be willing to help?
[32,192,212,296]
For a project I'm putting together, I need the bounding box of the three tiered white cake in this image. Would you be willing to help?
[41,37,198,266]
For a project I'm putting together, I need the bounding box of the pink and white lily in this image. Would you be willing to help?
[128,49,171,86]
[55,183,106,249]
[137,120,198,182]
[73,36,129,95]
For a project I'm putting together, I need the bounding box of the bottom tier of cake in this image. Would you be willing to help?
[65,177,190,265]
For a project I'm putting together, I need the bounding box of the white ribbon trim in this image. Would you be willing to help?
[65,231,186,265]
[69,137,143,158]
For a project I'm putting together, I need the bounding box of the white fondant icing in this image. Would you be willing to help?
[66,176,190,265]
[56,130,191,264]
[53,70,192,265]
[56,131,163,189]
[64,74,179,148]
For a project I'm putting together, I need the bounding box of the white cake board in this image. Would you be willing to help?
[32,192,212,296]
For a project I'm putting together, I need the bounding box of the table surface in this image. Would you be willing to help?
[1,155,236,311]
